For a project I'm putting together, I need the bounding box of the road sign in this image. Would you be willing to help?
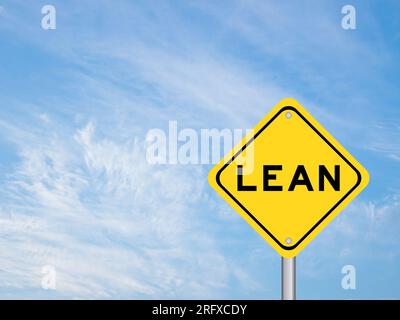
[208,98,369,258]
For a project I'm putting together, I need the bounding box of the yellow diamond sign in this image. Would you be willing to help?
[208,98,369,257]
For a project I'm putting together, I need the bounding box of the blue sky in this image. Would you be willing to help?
[0,0,399,299]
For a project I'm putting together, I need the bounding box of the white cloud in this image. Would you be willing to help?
[0,117,257,298]
[304,194,400,262]
[0,1,284,298]
[0,0,398,299]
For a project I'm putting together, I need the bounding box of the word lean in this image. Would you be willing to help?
[237,164,341,191]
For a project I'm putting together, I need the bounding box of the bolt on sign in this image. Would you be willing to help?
[208,98,369,258]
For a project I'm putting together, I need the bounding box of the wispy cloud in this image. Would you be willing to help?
[0,116,257,298]
[0,0,399,299]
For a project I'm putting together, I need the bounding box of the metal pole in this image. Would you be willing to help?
[281,257,296,300]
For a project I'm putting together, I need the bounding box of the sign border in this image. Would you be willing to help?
[215,105,362,250]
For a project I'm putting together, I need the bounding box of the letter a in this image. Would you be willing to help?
[41,5,57,30]
[341,5,356,30]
